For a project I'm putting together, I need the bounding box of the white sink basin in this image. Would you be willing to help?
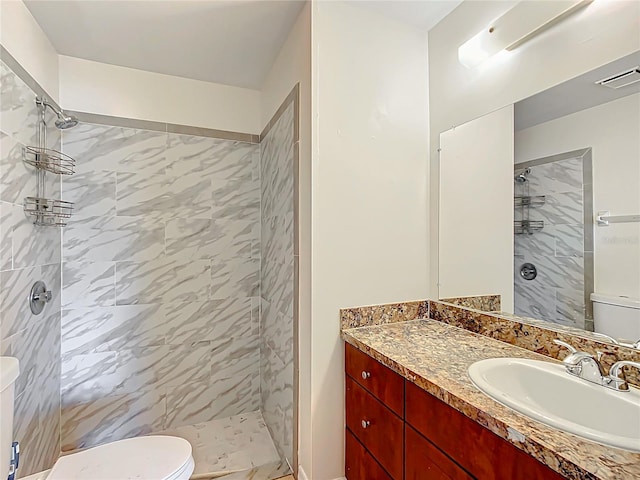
[468,358,640,452]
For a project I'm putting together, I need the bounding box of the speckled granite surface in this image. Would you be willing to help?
[342,320,640,480]
[430,300,640,388]
[439,294,501,312]
[340,300,428,329]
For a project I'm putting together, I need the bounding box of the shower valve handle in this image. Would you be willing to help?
[32,291,52,302]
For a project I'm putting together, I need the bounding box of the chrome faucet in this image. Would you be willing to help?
[554,340,640,392]
[554,340,608,384]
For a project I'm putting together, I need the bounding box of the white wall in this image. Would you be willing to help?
[440,105,514,310]
[311,2,429,478]
[428,0,640,295]
[59,55,262,133]
[259,3,312,476]
[260,2,310,129]
[516,93,640,300]
[0,0,59,101]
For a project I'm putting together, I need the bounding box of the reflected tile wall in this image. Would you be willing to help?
[0,59,62,476]
[514,157,586,328]
[60,123,261,451]
[260,101,295,465]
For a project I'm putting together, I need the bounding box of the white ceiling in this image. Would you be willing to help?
[354,0,463,31]
[515,51,640,131]
[24,0,306,89]
[25,0,460,90]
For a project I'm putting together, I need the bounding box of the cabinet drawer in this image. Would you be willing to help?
[405,382,565,480]
[345,343,404,416]
[346,377,404,480]
[406,425,474,480]
[346,429,393,480]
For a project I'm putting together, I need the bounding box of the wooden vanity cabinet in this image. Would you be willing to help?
[345,342,404,416]
[346,429,393,480]
[405,381,565,480]
[345,345,404,479]
[346,377,404,479]
[405,425,473,480]
[345,343,567,480]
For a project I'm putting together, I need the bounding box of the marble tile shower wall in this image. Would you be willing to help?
[260,102,294,465]
[514,157,586,328]
[0,60,62,476]
[59,123,261,451]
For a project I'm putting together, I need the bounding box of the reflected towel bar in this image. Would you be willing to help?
[596,211,640,226]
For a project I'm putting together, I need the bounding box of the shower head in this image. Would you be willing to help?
[515,167,531,183]
[36,97,79,130]
[54,113,79,130]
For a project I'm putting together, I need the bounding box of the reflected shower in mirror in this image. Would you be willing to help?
[439,51,640,348]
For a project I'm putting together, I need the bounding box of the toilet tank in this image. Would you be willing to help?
[1,357,19,479]
[591,293,640,341]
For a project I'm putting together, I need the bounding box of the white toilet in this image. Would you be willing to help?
[1,357,19,480]
[1,357,195,480]
[591,293,640,342]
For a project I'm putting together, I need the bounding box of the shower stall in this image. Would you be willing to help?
[513,149,594,331]
[1,52,297,479]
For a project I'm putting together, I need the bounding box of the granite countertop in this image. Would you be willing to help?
[341,319,640,480]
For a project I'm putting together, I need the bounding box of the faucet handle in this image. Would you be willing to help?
[554,339,577,357]
[609,360,640,377]
[607,360,640,391]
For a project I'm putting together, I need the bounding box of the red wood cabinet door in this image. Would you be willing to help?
[346,429,393,480]
[346,377,404,479]
[405,382,565,480]
[345,343,404,416]
[406,425,475,480]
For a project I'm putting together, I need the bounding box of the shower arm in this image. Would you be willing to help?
[36,97,61,117]
[35,96,78,129]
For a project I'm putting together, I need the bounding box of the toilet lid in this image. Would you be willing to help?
[48,436,194,480]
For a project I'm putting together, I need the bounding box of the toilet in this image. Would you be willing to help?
[591,293,640,342]
[1,357,19,480]
[1,357,195,480]
[46,436,195,480]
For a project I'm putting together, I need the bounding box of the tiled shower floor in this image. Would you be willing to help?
[158,411,291,479]
[20,411,290,480]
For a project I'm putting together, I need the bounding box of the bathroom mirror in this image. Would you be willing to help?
[438,50,640,347]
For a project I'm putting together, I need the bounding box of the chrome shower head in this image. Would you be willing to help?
[36,97,79,130]
[515,167,531,183]
[54,113,79,129]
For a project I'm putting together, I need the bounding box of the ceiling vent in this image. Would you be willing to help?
[595,67,640,89]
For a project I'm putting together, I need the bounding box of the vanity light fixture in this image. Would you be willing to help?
[458,0,593,69]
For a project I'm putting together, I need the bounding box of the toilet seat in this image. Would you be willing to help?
[48,436,195,480]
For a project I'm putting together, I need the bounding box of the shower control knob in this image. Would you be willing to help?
[32,291,52,302]
[520,263,537,281]
[29,281,52,315]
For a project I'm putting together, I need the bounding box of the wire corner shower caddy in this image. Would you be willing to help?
[514,167,546,235]
[22,96,78,227]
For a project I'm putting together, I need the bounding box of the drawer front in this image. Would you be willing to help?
[405,382,565,480]
[345,343,404,416]
[346,429,393,480]
[406,425,474,480]
[346,377,404,480]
